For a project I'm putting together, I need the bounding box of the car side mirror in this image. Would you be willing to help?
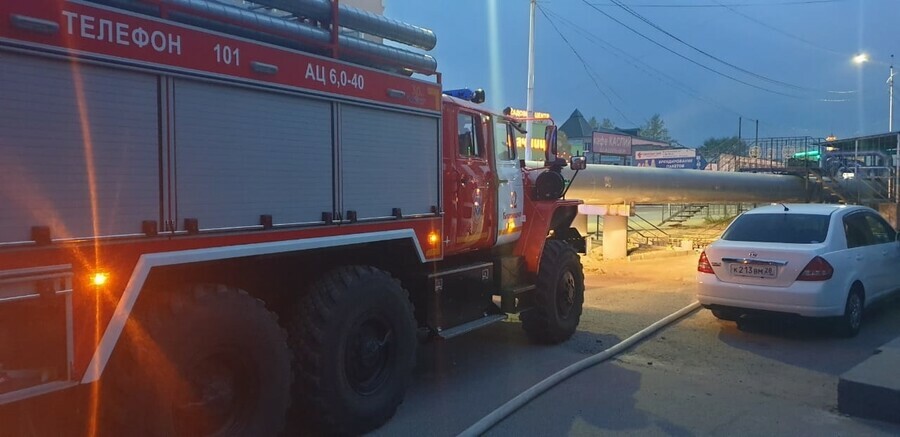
[570,156,587,171]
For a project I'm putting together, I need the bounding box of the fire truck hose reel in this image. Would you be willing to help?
[458,301,702,437]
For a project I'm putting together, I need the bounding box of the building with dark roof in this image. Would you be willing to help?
[558,109,594,152]
[558,109,675,165]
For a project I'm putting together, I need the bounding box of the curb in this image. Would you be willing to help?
[626,249,698,261]
[837,337,900,424]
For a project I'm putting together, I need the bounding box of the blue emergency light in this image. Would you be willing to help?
[443,88,485,104]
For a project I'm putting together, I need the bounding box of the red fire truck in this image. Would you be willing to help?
[0,0,586,434]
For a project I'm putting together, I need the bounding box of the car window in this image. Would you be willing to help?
[721,213,829,244]
[843,213,874,248]
[864,213,895,244]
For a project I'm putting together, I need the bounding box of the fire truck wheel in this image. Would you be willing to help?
[289,266,416,435]
[101,284,292,436]
[521,240,585,344]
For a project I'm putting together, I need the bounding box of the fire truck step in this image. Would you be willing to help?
[499,284,536,313]
[437,314,507,340]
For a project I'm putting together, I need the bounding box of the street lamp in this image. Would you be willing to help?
[853,53,894,132]
[890,55,895,133]
[854,53,898,203]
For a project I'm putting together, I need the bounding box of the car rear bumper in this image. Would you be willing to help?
[697,273,845,317]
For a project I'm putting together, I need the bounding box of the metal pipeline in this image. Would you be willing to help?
[562,164,811,204]
[250,0,437,51]
[86,0,437,75]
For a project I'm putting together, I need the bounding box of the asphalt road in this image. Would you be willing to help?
[374,253,900,436]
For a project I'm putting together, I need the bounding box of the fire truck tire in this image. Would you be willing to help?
[521,240,585,344]
[101,284,292,436]
[289,266,416,435]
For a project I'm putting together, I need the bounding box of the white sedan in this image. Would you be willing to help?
[697,204,900,336]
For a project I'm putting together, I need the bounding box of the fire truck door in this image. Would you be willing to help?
[445,112,495,253]
[492,118,524,246]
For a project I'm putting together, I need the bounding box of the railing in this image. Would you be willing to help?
[660,203,708,226]
[628,213,669,246]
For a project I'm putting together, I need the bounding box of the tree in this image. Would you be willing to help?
[697,136,746,162]
[639,114,672,142]
[588,116,600,131]
[556,130,573,158]
[600,118,616,130]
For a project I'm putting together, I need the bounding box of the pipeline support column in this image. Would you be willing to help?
[578,204,631,260]
[602,215,628,259]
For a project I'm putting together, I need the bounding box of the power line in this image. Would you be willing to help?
[577,0,807,99]
[536,4,639,126]
[585,0,851,8]
[546,8,816,136]
[603,0,852,95]
[710,0,848,57]
[543,8,744,118]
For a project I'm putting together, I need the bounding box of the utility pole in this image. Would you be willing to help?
[889,54,895,132]
[755,119,759,150]
[525,0,536,161]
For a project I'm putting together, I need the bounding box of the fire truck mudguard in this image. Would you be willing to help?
[81,229,428,385]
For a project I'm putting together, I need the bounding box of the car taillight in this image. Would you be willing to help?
[796,256,833,281]
[697,251,715,274]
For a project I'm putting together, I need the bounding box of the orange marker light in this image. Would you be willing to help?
[427,231,440,246]
[91,272,109,287]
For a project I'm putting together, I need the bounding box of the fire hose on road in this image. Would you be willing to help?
[458,301,703,436]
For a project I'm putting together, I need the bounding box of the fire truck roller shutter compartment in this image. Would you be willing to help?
[0,52,160,243]
[174,79,334,229]
[339,105,439,220]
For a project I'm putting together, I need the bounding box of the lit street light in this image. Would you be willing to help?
[853,53,894,132]
[854,53,899,203]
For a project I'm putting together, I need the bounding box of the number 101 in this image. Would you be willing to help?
[214,44,240,66]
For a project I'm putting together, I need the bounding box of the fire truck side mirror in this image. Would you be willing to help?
[570,156,587,171]
[544,125,558,161]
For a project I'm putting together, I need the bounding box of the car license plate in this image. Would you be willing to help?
[730,264,777,278]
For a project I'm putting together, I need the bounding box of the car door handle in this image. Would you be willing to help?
[855,255,864,261]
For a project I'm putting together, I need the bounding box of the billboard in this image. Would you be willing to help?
[634,149,701,169]
[504,107,552,120]
[633,149,696,160]
[592,132,632,155]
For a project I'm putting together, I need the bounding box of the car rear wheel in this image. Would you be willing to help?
[836,288,864,337]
